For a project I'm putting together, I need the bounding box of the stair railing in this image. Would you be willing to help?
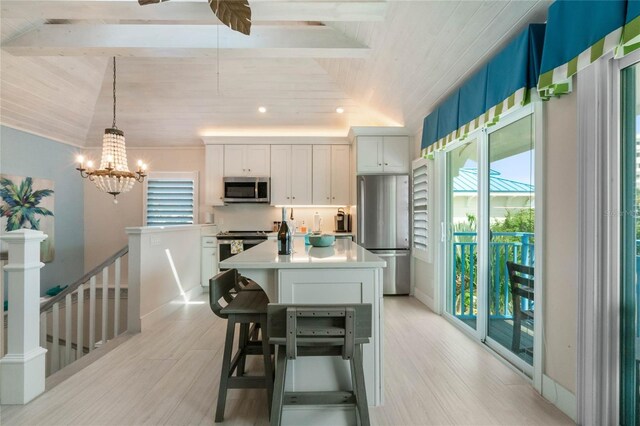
[39,246,129,376]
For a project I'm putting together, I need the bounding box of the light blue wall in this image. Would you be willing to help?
[0,126,84,295]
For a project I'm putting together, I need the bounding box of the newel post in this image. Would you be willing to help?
[0,229,47,404]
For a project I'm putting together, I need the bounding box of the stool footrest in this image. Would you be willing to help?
[227,377,270,389]
[283,391,356,406]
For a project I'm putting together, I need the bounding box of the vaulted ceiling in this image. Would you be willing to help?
[0,1,551,148]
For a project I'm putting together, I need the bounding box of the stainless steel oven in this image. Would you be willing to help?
[217,231,269,268]
[223,177,270,204]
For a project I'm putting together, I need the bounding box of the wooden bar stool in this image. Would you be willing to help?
[267,304,372,426]
[209,269,273,423]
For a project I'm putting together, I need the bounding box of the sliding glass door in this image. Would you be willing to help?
[620,60,639,426]
[485,114,535,371]
[442,108,536,375]
[445,137,479,331]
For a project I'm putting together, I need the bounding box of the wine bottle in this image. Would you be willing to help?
[278,207,292,255]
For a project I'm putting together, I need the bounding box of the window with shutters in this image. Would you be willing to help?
[144,172,199,226]
[412,158,429,261]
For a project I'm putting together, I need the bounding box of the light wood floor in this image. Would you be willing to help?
[0,296,573,425]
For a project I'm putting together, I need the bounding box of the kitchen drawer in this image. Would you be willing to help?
[202,236,217,248]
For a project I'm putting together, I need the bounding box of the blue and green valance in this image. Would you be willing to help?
[421,24,545,157]
[622,0,640,55]
[538,0,626,97]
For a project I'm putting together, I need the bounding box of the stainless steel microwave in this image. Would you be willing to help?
[223,177,270,204]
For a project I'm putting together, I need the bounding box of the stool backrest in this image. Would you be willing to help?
[267,304,372,360]
[209,269,238,319]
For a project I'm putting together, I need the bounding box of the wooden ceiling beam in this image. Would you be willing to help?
[1,24,370,58]
[1,1,388,22]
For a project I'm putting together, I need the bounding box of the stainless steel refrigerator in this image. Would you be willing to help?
[357,175,410,295]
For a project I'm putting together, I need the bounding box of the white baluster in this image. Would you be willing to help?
[76,284,84,360]
[65,294,72,365]
[51,303,59,373]
[102,266,108,344]
[89,276,96,352]
[0,259,4,358]
[40,312,46,351]
[114,258,121,337]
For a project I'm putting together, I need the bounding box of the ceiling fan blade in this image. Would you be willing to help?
[211,0,252,36]
[138,0,169,5]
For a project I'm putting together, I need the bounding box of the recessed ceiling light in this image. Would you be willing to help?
[336,107,345,114]
[258,106,267,113]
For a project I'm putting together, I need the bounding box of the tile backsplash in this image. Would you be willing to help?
[210,205,354,233]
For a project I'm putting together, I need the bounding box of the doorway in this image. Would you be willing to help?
[442,107,537,376]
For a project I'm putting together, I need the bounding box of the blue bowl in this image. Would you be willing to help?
[308,234,335,247]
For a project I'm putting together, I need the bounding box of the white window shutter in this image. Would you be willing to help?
[412,158,429,261]
[145,173,197,226]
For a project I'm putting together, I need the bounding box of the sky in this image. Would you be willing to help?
[461,150,534,185]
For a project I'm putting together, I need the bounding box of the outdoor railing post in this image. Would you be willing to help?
[0,229,47,404]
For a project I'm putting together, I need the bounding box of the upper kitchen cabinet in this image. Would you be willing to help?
[312,145,350,205]
[224,145,270,177]
[270,145,312,205]
[355,135,409,174]
[205,145,224,205]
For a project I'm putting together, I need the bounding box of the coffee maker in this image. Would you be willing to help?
[334,208,352,232]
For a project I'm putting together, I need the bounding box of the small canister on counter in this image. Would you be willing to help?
[273,221,281,232]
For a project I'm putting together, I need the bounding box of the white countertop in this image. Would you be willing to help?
[265,231,354,238]
[219,238,386,269]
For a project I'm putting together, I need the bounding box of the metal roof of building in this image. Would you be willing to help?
[453,168,534,193]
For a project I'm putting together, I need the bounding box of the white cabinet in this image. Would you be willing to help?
[224,145,270,177]
[201,236,218,287]
[205,145,224,205]
[270,145,312,205]
[356,136,383,173]
[382,136,410,173]
[312,145,350,205]
[356,136,409,174]
[330,145,350,205]
[312,146,331,204]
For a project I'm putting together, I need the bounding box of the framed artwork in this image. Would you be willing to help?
[0,175,55,263]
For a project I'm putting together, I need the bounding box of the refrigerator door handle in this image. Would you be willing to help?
[358,177,365,246]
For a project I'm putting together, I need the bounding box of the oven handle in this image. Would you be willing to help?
[243,239,267,245]
[218,239,266,245]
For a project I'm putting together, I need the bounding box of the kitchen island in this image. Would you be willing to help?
[219,238,385,426]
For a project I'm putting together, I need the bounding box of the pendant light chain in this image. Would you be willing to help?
[112,56,117,129]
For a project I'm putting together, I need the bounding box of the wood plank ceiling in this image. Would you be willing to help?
[0,1,550,148]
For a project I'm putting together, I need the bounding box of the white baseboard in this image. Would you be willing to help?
[413,287,435,311]
[139,285,204,331]
[542,374,577,422]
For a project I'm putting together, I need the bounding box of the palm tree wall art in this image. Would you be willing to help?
[0,175,55,262]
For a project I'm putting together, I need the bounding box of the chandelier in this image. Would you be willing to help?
[76,57,147,204]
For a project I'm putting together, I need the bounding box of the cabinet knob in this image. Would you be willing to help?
[248,169,251,172]
[378,163,382,166]
[286,197,290,199]
[293,197,296,199]
[332,197,335,199]
[243,168,246,171]
[385,163,388,165]
[326,197,330,200]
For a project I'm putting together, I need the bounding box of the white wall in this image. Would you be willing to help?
[84,147,206,271]
[543,90,578,395]
[213,205,352,234]
[411,132,438,310]
[126,225,202,331]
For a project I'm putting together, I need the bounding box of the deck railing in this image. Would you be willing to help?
[452,232,534,319]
